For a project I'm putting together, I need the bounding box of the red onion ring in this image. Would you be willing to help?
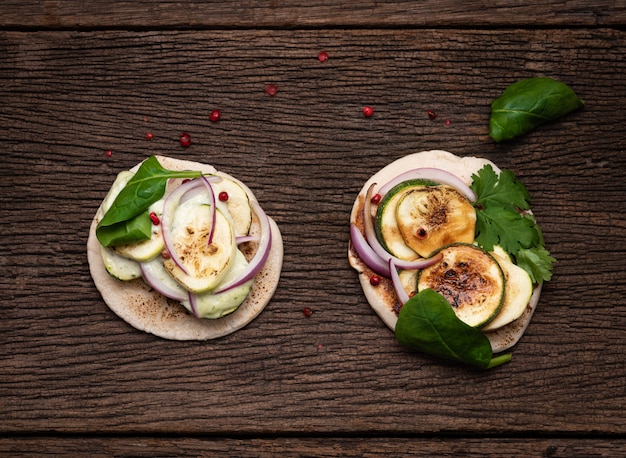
[350,223,391,277]
[388,259,410,305]
[161,179,205,275]
[378,167,477,202]
[140,260,188,303]
[200,176,218,246]
[236,234,259,244]
[213,200,272,294]
[187,291,200,318]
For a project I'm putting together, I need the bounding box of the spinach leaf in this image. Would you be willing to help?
[489,77,584,142]
[96,156,202,247]
[395,289,511,369]
[96,211,153,248]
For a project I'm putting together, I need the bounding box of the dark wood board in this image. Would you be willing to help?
[1,437,625,457]
[0,24,624,456]
[0,0,624,28]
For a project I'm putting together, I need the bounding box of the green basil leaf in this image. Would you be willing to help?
[489,77,584,142]
[395,289,511,369]
[96,156,202,247]
[96,211,153,248]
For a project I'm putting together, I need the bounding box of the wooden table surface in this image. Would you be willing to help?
[1,1,625,456]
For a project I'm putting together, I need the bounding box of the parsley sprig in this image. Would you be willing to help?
[470,165,555,284]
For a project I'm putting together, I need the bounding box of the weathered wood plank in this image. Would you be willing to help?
[0,0,624,28]
[0,29,624,436]
[1,437,625,457]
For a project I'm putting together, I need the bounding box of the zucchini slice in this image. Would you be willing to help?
[181,250,254,319]
[100,244,141,281]
[396,185,476,258]
[374,179,436,260]
[164,199,237,293]
[213,177,253,237]
[481,246,533,331]
[398,268,418,299]
[417,243,505,328]
[112,199,165,262]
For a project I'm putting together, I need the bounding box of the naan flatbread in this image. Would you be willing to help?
[88,156,283,340]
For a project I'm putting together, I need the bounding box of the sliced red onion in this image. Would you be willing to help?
[236,234,259,244]
[362,183,443,272]
[179,185,206,204]
[187,291,200,318]
[362,182,388,260]
[213,200,272,294]
[205,175,223,184]
[200,176,217,245]
[388,259,410,305]
[378,167,477,202]
[140,261,188,302]
[350,223,391,277]
[161,179,204,275]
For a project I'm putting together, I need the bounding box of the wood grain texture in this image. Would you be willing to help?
[0,0,624,28]
[1,437,625,457]
[0,28,624,441]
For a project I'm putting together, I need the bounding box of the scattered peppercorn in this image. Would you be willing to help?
[209,109,221,122]
[179,132,192,147]
[370,274,381,286]
[317,51,329,62]
[145,132,154,140]
[149,212,160,225]
[427,109,438,120]
[302,307,313,317]
[265,84,278,96]
[363,106,374,117]
[371,193,382,205]
[218,191,229,202]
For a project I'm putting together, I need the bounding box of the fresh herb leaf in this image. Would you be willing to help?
[395,289,511,369]
[96,156,203,247]
[474,204,541,254]
[489,77,584,142]
[96,211,153,248]
[471,165,539,253]
[472,167,531,212]
[471,164,555,283]
[516,246,556,284]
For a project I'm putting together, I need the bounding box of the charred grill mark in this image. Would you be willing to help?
[427,256,489,310]
[425,192,449,228]
[413,190,450,230]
